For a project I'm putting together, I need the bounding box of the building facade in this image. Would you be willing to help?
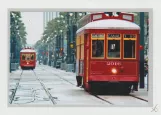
[43,12,59,30]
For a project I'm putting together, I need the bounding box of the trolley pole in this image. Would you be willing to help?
[139,12,145,88]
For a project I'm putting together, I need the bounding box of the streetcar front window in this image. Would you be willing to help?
[124,40,136,58]
[31,54,34,60]
[21,54,34,60]
[107,40,120,58]
[22,55,25,60]
[92,40,104,57]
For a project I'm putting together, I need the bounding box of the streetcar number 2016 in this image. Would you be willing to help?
[106,61,121,66]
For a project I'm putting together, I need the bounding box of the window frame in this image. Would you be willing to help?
[30,54,34,60]
[91,33,105,59]
[123,34,137,59]
[21,54,26,60]
[21,53,35,61]
[106,33,121,59]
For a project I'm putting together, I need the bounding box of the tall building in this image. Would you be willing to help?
[43,12,59,30]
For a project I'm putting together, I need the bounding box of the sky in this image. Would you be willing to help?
[21,12,43,45]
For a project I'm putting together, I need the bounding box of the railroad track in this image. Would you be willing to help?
[95,95,148,106]
[10,68,147,106]
[9,70,23,104]
[10,70,57,105]
[33,70,57,105]
[129,94,148,102]
[90,93,114,105]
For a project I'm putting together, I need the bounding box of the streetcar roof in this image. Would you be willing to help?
[20,49,36,53]
[76,19,140,33]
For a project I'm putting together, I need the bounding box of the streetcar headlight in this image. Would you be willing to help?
[27,62,29,64]
[111,68,117,74]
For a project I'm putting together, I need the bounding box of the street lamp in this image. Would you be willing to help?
[60,29,64,63]
[60,15,64,18]
[57,20,60,23]
[79,13,83,16]
[69,13,73,17]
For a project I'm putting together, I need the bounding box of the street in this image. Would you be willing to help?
[9,64,148,106]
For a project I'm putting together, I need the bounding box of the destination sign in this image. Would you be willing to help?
[124,34,136,38]
[122,15,132,21]
[93,14,102,20]
[92,34,104,38]
[108,34,120,38]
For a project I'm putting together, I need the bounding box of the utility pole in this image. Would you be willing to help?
[61,32,64,63]
[66,12,72,64]
[139,12,145,88]
[73,12,78,72]
[10,37,12,72]
[48,44,49,65]
[54,38,57,67]
[70,15,73,64]
[147,16,149,91]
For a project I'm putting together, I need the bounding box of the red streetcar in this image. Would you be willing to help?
[20,47,36,70]
[76,12,142,94]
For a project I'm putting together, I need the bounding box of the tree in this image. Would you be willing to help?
[34,12,86,65]
[134,12,149,25]
[10,11,27,63]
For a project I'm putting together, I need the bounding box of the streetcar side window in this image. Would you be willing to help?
[107,40,120,58]
[92,40,104,57]
[124,40,136,58]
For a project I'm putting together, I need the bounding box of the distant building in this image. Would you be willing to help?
[43,12,59,30]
